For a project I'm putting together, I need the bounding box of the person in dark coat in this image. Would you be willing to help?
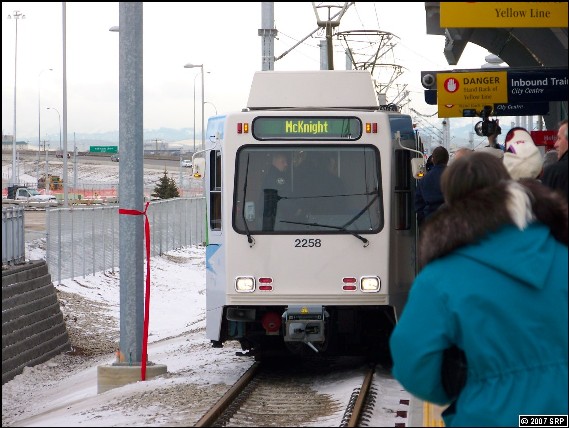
[415,146,449,226]
[296,151,348,215]
[541,119,568,200]
[262,152,291,231]
[390,152,568,427]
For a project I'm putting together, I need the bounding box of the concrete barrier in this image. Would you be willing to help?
[2,260,71,385]
[97,363,168,394]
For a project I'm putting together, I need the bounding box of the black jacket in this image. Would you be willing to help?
[541,150,568,200]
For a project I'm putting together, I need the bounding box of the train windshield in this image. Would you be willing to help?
[233,145,384,235]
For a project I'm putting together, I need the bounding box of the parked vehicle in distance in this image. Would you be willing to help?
[7,186,58,205]
[38,174,62,191]
[110,154,119,162]
[181,159,192,168]
[56,150,70,159]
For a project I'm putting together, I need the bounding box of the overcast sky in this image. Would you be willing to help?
[2,2,490,142]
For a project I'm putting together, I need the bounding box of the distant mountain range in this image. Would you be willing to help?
[21,121,504,153]
[21,127,194,151]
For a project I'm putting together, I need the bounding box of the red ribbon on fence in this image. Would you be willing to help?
[118,201,151,381]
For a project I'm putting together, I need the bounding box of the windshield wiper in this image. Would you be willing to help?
[279,220,369,247]
[279,189,380,247]
[241,155,255,247]
[341,191,380,230]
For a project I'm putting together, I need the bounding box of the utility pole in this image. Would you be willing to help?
[312,3,349,70]
[259,2,277,71]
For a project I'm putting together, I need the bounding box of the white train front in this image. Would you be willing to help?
[199,71,419,362]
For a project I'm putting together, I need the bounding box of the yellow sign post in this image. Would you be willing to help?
[437,71,508,117]
[440,2,568,28]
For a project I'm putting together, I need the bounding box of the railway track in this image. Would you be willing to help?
[194,358,393,427]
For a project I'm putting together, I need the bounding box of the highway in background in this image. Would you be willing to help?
[3,150,185,171]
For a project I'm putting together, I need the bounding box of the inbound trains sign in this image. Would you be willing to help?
[423,67,568,118]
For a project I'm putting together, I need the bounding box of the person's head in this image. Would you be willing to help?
[425,155,434,171]
[452,148,473,162]
[323,152,339,175]
[441,152,510,206]
[553,119,568,160]
[542,149,558,172]
[502,127,543,180]
[431,146,449,166]
[272,152,288,172]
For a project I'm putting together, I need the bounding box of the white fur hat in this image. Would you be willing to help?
[503,127,543,180]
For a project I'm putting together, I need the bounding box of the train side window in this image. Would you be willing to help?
[394,149,411,230]
[210,150,222,231]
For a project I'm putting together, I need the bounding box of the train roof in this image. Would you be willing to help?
[246,70,379,110]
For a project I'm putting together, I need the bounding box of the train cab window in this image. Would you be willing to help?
[394,149,412,230]
[233,145,384,235]
[390,115,418,231]
[210,150,222,231]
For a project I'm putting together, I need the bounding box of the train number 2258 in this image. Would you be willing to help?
[294,238,322,247]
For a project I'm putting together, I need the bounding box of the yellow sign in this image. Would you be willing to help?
[438,103,489,118]
[437,72,508,115]
[440,2,568,28]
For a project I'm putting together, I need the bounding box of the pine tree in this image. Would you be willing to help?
[152,169,180,199]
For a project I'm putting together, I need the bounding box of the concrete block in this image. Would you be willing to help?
[97,363,168,394]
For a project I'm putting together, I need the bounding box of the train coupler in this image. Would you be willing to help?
[282,305,328,349]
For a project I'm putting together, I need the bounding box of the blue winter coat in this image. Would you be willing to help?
[415,164,446,224]
[390,224,568,427]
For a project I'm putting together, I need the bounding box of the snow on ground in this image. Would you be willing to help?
[2,154,415,427]
[2,154,197,198]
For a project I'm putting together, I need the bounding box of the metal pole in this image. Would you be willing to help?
[45,142,50,195]
[8,10,25,186]
[62,2,69,208]
[184,64,205,153]
[201,65,205,152]
[47,107,61,195]
[38,68,53,186]
[326,23,334,70]
[118,2,144,365]
[179,152,183,194]
[48,107,62,150]
[193,73,199,154]
[73,132,77,201]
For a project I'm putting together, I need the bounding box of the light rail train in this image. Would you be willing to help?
[197,70,421,362]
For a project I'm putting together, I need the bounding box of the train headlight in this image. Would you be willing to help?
[360,276,380,292]
[235,276,255,292]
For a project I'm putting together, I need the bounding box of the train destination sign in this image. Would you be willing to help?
[253,117,362,140]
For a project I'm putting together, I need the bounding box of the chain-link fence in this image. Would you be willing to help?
[45,197,206,283]
[2,205,25,265]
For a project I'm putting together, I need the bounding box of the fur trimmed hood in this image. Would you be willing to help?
[419,179,568,269]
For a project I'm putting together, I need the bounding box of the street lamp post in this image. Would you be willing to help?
[205,101,218,115]
[38,68,53,185]
[47,107,62,152]
[44,141,50,195]
[7,10,25,186]
[184,63,204,153]
[192,73,199,154]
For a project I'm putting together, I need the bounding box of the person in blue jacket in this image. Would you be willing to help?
[390,152,568,427]
[415,146,449,227]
